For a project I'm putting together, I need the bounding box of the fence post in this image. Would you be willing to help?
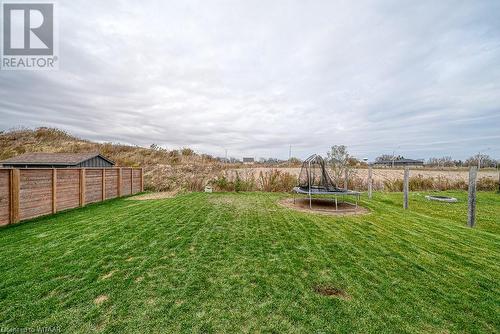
[52,169,57,214]
[368,165,372,199]
[10,169,20,224]
[140,168,144,192]
[102,169,106,201]
[117,168,122,197]
[403,167,409,209]
[79,169,86,207]
[130,168,133,194]
[468,167,477,228]
[498,169,500,193]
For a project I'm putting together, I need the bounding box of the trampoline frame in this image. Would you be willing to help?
[293,187,361,210]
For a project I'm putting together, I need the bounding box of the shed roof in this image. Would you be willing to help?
[0,153,115,166]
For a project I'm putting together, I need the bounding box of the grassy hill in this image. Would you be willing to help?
[0,127,223,191]
[0,127,216,167]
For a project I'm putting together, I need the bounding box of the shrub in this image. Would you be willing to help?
[212,176,234,192]
[383,179,403,192]
[257,170,297,192]
[181,148,194,156]
[477,177,498,191]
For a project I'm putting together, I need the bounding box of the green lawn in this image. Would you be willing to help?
[0,191,498,333]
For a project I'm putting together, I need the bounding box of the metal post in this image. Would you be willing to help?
[468,167,477,228]
[308,159,312,209]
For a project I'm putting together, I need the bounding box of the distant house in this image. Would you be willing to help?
[373,158,424,167]
[0,153,115,168]
[242,157,255,165]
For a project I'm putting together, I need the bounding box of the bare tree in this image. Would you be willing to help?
[466,154,496,168]
[427,156,455,167]
[375,154,394,162]
[326,145,355,187]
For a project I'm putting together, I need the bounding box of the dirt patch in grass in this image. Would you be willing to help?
[279,198,369,216]
[126,192,177,201]
[314,285,351,300]
[94,295,109,305]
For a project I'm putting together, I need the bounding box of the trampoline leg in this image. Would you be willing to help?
[335,198,338,211]
[309,194,312,209]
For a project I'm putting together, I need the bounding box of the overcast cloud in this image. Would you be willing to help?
[1,0,499,160]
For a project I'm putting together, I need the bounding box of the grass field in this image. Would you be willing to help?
[0,191,498,333]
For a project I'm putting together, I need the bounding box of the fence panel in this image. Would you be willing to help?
[85,169,104,204]
[19,169,53,221]
[56,169,80,211]
[0,168,143,226]
[122,169,132,196]
[0,170,10,226]
[105,169,119,200]
[132,169,142,194]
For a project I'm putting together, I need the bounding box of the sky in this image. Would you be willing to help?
[1,0,499,161]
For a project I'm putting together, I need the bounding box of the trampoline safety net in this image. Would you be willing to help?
[298,154,342,192]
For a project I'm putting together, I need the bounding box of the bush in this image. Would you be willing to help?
[380,175,490,192]
[257,170,297,192]
[181,148,194,156]
[383,179,403,192]
[477,177,498,191]
[212,176,233,192]
[211,171,256,192]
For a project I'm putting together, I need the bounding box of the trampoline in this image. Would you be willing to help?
[293,154,361,210]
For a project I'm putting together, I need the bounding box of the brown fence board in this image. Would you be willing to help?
[122,169,132,196]
[0,167,142,226]
[105,169,119,199]
[0,170,10,226]
[85,169,103,204]
[56,169,80,211]
[132,169,142,194]
[19,169,53,220]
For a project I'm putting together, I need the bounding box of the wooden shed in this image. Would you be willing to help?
[0,153,115,168]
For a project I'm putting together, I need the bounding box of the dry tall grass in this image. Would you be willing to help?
[2,128,498,193]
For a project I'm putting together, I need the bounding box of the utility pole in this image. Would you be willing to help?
[225,149,228,164]
[288,145,292,167]
[478,151,481,170]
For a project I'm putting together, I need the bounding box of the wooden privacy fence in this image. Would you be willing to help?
[0,168,143,226]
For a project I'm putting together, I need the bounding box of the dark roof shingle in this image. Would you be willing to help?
[0,153,110,165]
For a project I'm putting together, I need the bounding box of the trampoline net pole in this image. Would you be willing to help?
[308,159,312,209]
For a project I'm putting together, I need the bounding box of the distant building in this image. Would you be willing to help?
[0,153,115,168]
[242,157,255,165]
[373,158,424,167]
